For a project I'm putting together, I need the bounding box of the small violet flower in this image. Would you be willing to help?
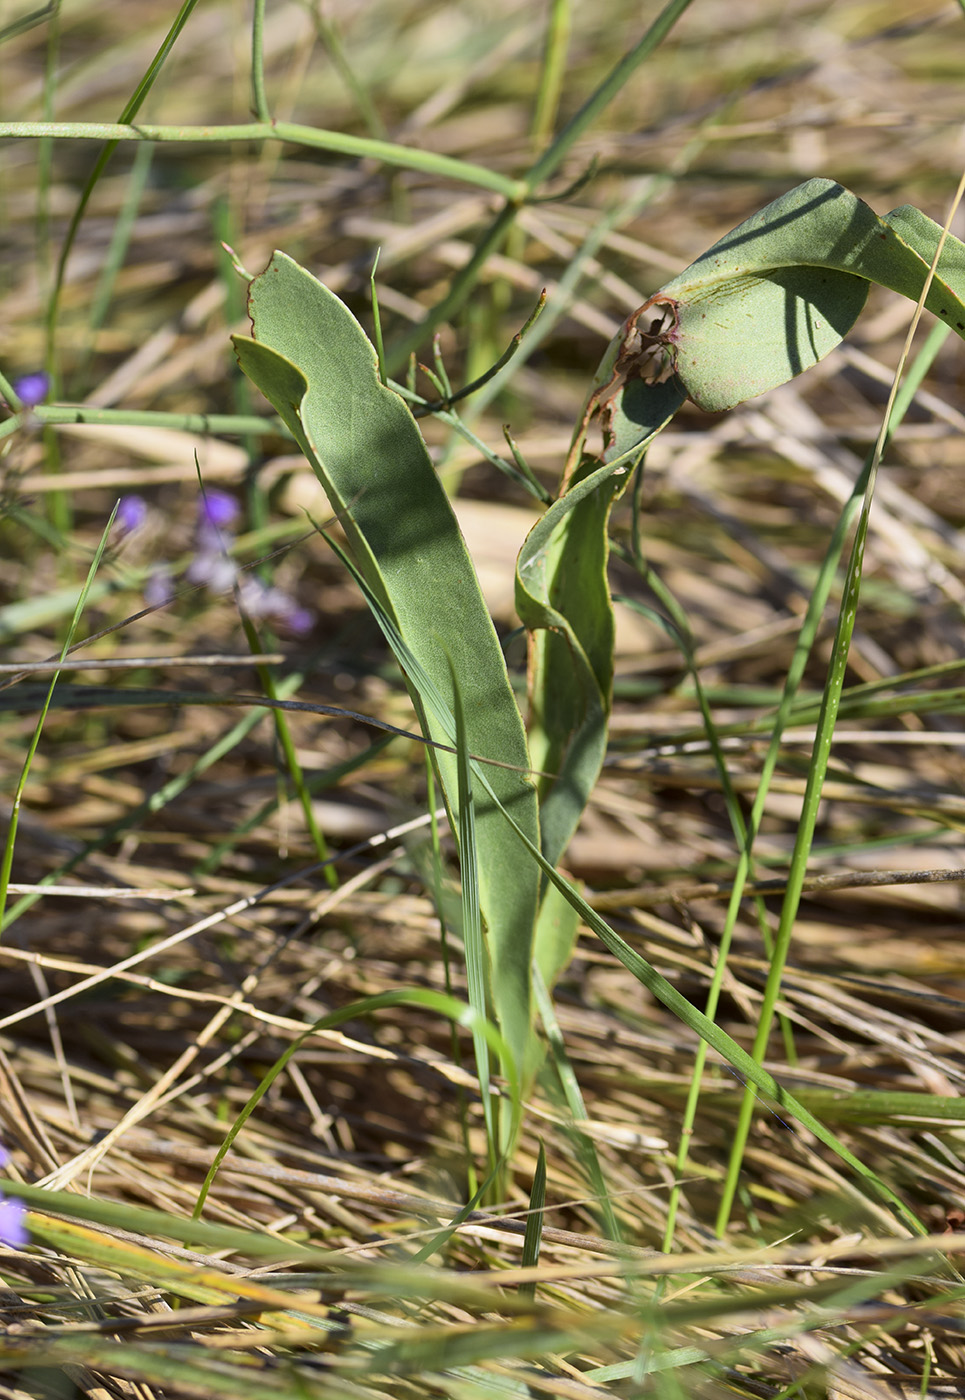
[187,550,238,591]
[199,489,239,532]
[144,565,176,609]
[10,372,49,410]
[116,494,148,535]
[191,489,240,586]
[0,1146,27,1248]
[128,487,313,633]
[238,578,314,634]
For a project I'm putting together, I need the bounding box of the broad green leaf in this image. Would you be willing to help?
[515,374,681,986]
[607,372,688,463]
[658,177,965,411]
[518,455,622,874]
[232,254,540,1081]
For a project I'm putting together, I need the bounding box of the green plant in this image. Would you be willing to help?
[233,177,965,1209]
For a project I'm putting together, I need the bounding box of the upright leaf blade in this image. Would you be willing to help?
[232,253,541,1081]
[516,379,683,989]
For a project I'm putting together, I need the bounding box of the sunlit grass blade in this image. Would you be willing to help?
[716,170,965,1236]
[532,966,622,1244]
[466,758,928,1237]
[450,655,497,1163]
[519,1141,546,1299]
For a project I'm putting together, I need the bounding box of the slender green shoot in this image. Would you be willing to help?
[250,0,270,123]
[370,250,387,384]
[715,170,965,1236]
[450,656,498,1167]
[519,1141,547,1299]
[531,0,571,150]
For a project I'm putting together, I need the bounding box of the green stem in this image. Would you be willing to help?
[0,406,290,441]
[531,0,571,150]
[386,0,693,367]
[250,0,270,123]
[525,0,694,191]
[714,199,962,1235]
[1,120,524,199]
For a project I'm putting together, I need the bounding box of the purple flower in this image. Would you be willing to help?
[199,489,238,532]
[281,604,314,635]
[187,550,237,591]
[0,1197,27,1248]
[238,577,313,633]
[144,565,175,608]
[11,372,49,409]
[116,495,148,534]
[0,1147,27,1248]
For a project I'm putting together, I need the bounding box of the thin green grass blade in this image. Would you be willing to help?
[315,9,388,141]
[450,656,497,1161]
[519,1141,546,1299]
[609,280,954,1253]
[532,965,622,1244]
[0,2,57,45]
[530,0,570,148]
[44,0,203,376]
[76,139,155,386]
[2,1180,314,1260]
[715,179,965,1235]
[384,0,695,371]
[468,763,927,1237]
